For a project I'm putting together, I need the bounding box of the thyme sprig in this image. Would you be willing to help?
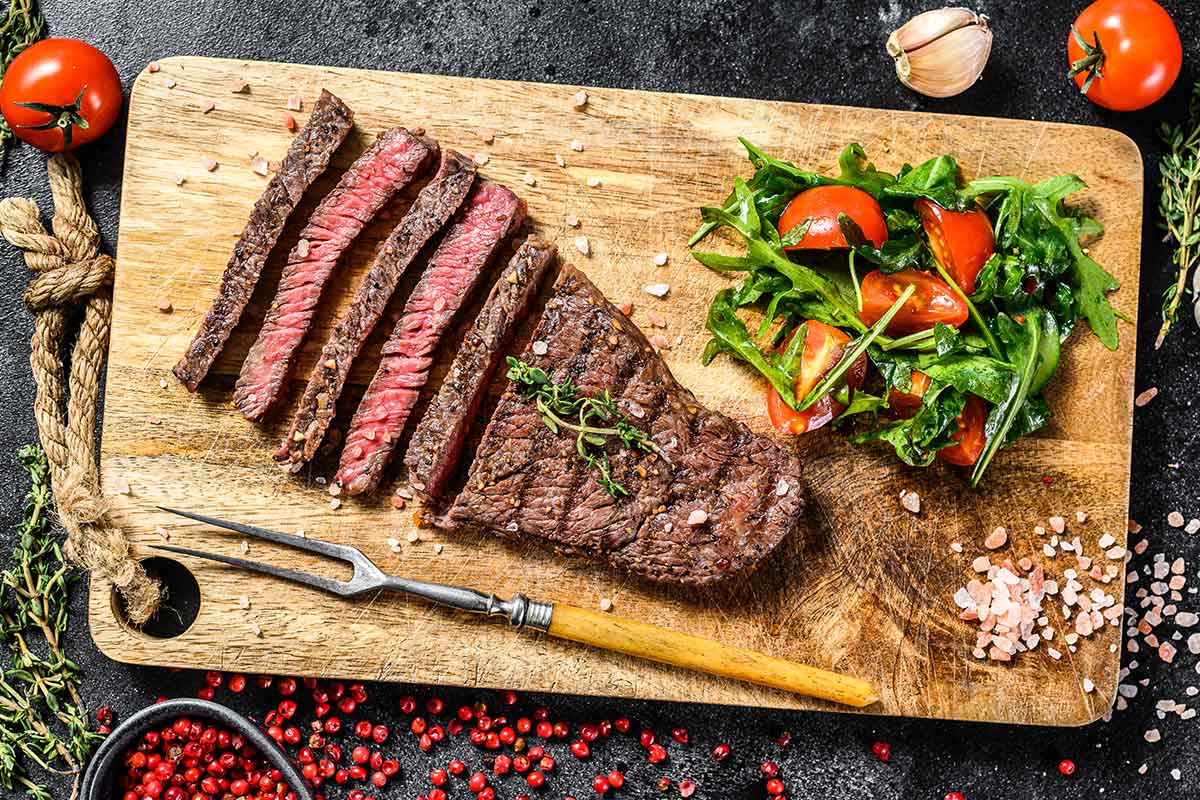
[506,357,666,497]
[1156,81,1200,349]
[1,445,100,800]
[0,0,45,155]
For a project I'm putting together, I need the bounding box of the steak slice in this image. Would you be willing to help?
[232,128,437,420]
[445,266,804,586]
[335,180,527,495]
[404,238,556,500]
[173,89,353,391]
[276,150,476,466]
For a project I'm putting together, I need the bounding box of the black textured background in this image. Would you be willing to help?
[2,1,1199,798]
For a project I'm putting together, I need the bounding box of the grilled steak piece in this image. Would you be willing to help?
[445,266,804,585]
[404,239,556,500]
[276,150,477,465]
[232,128,437,420]
[174,90,354,391]
[335,180,526,495]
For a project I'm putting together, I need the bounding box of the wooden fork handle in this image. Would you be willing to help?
[546,604,878,708]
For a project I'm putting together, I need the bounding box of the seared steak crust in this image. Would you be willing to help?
[233,127,436,420]
[276,150,477,465]
[446,266,804,585]
[404,239,557,500]
[174,89,353,391]
[335,180,526,495]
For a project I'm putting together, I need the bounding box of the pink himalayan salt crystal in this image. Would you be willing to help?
[1049,515,1066,534]
[984,527,1008,550]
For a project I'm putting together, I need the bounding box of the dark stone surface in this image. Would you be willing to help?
[1,0,1199,798]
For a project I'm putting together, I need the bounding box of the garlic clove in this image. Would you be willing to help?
[888,7,992,99]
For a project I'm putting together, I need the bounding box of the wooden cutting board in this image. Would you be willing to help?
[91,56,1141,725]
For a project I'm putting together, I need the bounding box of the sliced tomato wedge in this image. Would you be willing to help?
[766,320,867,434]
[938,394,987,466]
[858,268,969,335]
[779,185,888,250]
[915,198,995,295]
[887,370,931,418]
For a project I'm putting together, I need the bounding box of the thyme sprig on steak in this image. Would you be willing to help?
[505,357,665,498]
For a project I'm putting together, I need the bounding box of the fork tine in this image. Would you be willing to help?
[157,506,360,563]
[149,544,351,596]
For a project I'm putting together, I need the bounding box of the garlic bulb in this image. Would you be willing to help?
[887,7,992,98]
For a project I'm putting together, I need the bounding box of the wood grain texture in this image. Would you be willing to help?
[92,56,1142,725]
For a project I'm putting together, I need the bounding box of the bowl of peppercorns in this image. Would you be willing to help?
[79,698,313,800]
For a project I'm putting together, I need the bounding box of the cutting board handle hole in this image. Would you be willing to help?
[112,556,201,639]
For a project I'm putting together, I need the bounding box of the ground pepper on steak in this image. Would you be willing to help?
[232,127,437,420]
[334,180,526,495]
[404,238,557,501]
[276,149,477,466]
[444,266,805,585]
[173,89,354,391]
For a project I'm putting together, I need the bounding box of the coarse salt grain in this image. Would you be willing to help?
[586,176,602,188]
[653,252,669,266]
[574,236,590,255]
[474,152,490,166]
[687,509,709,526]
[173,172,186,186]
[572,90,588,109]
[1049,515,1066,534]
[1168,511,1185,528]
[283,113,296,131]
[1099,533,1115,549]
[643,283,670,298]
[950,542,963,553]
[971,556,990,572]
[599,598,613,612]
[1076,511,1088,523]
[531,340,549,356]
[565,215,580,227]
[984,527,1008,550]
[900,490,920,514]
[202,158,218,172]
[1187,518,1200,534]
[1134,387,1158,407]
[406,531,421,543]
[286,94,303,111]
[555,153,566,167]
[1083,678,1095,693]
[523,172,536,186]
[230,80,250,93]
[164,78,177,89]
[249,622,263,637]
[1144,728,1161,743]
[329,498,341,510]
[570,139,584,152]
[238,595,250,609]
[147,61,160,73]
[434,543,444,555]
[649,333,671,350]
[251,155,270,176]
[775,478,790,497]
[157,299,173,313]
[201,101,215,114]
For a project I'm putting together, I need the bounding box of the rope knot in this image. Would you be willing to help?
[24,252,115,312]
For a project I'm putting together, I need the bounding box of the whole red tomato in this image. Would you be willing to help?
[0,38,122,152]
[1067,0,1181,111]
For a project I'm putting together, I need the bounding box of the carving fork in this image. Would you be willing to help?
[151,507,878,708]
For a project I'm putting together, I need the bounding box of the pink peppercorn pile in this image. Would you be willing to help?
[116,717,297,800]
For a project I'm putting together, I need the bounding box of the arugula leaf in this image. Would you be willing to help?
[705,288,799,405]
[851,383,967,466]
[885,154,963,208]
[839,213,926,273]
[970,311,1043,486]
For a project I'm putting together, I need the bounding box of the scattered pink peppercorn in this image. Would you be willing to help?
[571,740,591,759]
[944,793,966,800]
[766,778,785,795]
[607,769,625,788]
[399,695,417,714]
[872,741,891,762]
[613,717,630,734]
[593,775,611,794]
[426,697,445,714]
[712,743,731,761]
[760,761,779,778]
[1058,759,1076,776]
[647,743,667,764]
[469,772,488,792]
[671,727,689,744]
[679,779,696,797]
[526,769,546,788]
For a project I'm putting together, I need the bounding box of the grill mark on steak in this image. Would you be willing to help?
[173,90,354,391]
[334,180,526,495]
[445,266,805,585]
[403,239,556,501]
[232,128,437,420]
[276,150,477,466]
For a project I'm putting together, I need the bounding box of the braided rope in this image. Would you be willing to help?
[0,153,161,624]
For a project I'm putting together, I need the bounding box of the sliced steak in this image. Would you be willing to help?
[404,238,556,500]
[445,266,804,586]
[276,150,477,465]
[335,180,527,495]
[232,128,437,420]
[174,90,353,391]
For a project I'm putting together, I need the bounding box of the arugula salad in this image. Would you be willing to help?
[690,140,1122,486]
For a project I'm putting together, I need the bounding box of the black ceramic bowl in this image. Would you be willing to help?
[78,698,313,800]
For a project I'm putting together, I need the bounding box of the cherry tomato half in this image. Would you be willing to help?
[0,38,122,152]
[1067,0,1181,112]
[937,394,987,466]
[915,199,995,295]
[766,320,867,435]
[779,186,888,250]
[887,370,931,419]
[859,269,968,336]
